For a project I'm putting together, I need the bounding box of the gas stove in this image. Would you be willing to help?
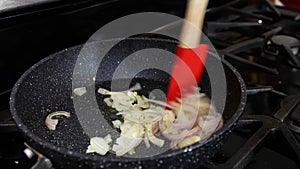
[0,0,299,169]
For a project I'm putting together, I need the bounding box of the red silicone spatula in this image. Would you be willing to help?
[166,0,209,103]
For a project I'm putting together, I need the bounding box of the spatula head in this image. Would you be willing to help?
[166,44,208,103]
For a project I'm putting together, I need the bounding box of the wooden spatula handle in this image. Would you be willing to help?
[179,0,208,48]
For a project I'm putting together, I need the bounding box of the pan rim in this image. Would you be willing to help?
[9,37,247,163]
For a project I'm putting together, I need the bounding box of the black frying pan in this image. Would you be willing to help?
[10,38,246,169]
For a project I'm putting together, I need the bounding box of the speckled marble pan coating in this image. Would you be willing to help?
[10,38,246,169]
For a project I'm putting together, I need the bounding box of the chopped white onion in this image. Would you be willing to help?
[87,136,111,155]
[112,120,122,128]
[147,131,164,147]
[176,135,201,148]
[112,121,144,156]
[73,87,87,96]
[88,84,222,156]
[86,145,94,153]
[143,132,151,148]
[129,83,142,91]
[104,134,112,143]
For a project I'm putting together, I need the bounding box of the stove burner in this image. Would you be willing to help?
[281,95,300,133]
[271,35,299,47]
[265,35,300,67]
[289,120,300,133]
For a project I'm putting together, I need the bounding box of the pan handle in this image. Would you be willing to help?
[246,86,287,96]
[24,143,53,169]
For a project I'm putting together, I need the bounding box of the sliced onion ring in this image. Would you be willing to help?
[45,111,71,130]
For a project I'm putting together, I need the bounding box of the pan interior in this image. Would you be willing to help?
[11,38,244,160]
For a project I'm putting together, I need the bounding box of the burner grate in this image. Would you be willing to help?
[199,94,300,169]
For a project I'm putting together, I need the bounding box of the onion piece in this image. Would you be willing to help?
[135,95,150,109]
[94,84,222,156]
[98,88,111,95]
[45,111,70,130]
[87,135,111,155]
[143,132,151,148]
[176,135,201,148]
[159,110,175,132]
[129,83,142,91]
[162,128,189,141]
[97,83,141,96]
[73,87,87,96]
[104,134,112,143]
[112,120,122,128]
[148,130,164,147]
[86,145,95,153]
[199,112,223,138]
[112,121,144,156]
[113,136,143,156]
[147,99,174,109]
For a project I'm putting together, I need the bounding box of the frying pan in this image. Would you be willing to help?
[10,38,246,169]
